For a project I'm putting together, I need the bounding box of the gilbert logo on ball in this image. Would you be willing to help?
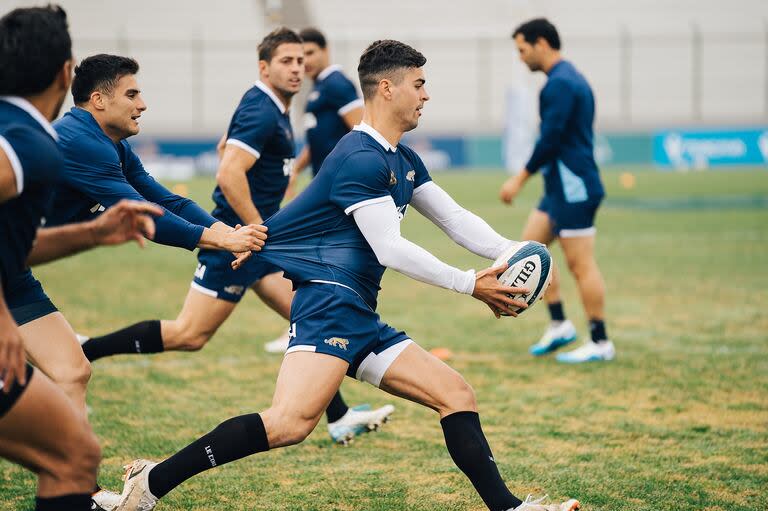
[493,241,553,315]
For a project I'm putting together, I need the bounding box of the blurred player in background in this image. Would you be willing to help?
[499,18,614,364]
[0,6,162,510]
[100,39,579,511]
[81,28,394,445]
[264,26,364,352]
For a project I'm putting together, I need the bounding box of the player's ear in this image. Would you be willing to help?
[258,60,269,78]
[90,90,106,110]
[379,78,393,100]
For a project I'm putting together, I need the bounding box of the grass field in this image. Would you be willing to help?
[2,167,767,511]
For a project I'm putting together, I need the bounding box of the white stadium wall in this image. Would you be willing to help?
[4,0,768,136]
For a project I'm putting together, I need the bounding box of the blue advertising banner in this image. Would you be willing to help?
[653,129,768,168]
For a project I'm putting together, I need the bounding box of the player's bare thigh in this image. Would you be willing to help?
[160,286,239,351]
[19,312,90,411]
[251,271,293,319]
[521,209,556,246]
[0,369,100,496]
[379,342,476,418]
[261,351,348,448]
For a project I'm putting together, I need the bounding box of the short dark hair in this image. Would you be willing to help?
[358,40,426,100]
[299,27,326,49]
[71,54,139,105]
[512,18,561,50]
[258,27,303,62]
[0,5,72,96]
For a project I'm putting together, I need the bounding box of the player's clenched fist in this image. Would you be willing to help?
[222,223,268,253]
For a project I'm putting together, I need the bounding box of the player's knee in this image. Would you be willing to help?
[47,355,91,388]
[438,376,477,414]
[264,408,318,447]
[46,422,100,489]
[172,325,215,351]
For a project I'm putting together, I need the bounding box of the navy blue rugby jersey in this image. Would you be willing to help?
[526,60,604,203]
[258,123,431,310]
[212,81,295,225]
[0,97,62,293]
[51,107,216,251]
[304,65,362,175]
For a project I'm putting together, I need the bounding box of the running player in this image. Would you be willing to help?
[78,28,394,444]
[0,6,161,510]
[499,18,614,363]
[264,26,364,352]
[102,39,579,511]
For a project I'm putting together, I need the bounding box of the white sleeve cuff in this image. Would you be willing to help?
[343,195,392,216]
[226,138,261,159]
[0,135,24,194]
[338,98,364,116]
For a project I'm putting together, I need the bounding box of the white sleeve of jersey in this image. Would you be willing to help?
[352,197,476,295]
[0,135,24,195]
[411,181,515,260]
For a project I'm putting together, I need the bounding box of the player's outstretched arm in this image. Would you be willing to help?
[0,289,27,394]
[26,199,162,266]
[353,197,528,315]
[411,181,518,259]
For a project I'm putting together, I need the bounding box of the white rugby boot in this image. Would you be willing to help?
[328,404,395,445]
[263,329,290,353]
[529,320,578,356]
[115,459,159,511]
[511,494,581,511]
[556,339,615,363]
[91,489,121,511]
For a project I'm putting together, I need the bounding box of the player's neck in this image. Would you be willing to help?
[22,92,60,123]
[361,111,403,148]
[542,53,562,74]
[261,79,292,111]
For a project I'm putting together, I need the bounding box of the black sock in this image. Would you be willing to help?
[548,302,566,322]
[81,320,163,361]
[148,413,269,498]
[589,319,608,343]
[35,493,91,511]
[324,391,349,423]
[441,411,522,511]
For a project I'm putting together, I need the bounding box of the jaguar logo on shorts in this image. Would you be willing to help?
[223,285,245,296]
[323,337,349,350]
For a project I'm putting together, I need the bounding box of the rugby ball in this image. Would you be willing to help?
[493,241,553,315]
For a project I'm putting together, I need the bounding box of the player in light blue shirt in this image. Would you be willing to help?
[104,40,579,511]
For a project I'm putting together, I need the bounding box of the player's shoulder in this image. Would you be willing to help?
[330,132,388,167]
[238,85,280,113]
[0,124,62,184]
[395,143,426,167]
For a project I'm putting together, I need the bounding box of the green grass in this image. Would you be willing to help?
[3,166,768,510]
